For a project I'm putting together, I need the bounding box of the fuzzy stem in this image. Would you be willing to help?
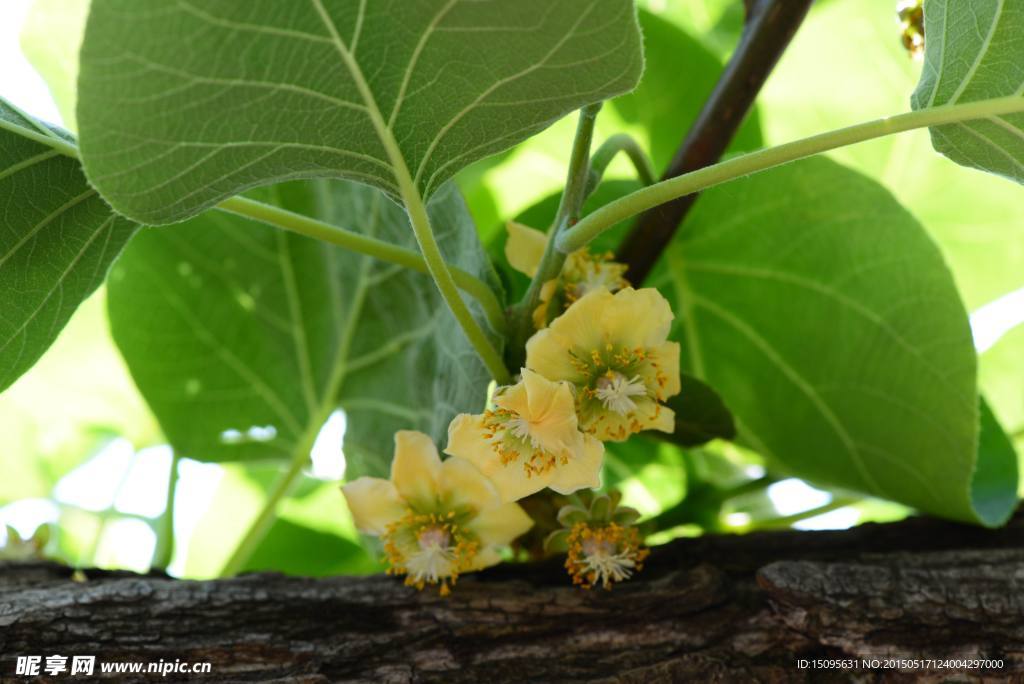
[559,95,1024,253]
[506,104,602,368]
[219,196,506,336]
[585,133,657,197]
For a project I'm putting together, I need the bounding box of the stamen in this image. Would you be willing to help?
[565,522,649,590]
[594,372,648,414]
[382,512,479,596]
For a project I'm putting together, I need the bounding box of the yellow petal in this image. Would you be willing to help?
[390,430,442,510]
[504,221,549,277]
[340,477,406,536]
[446,412,550,503]
[525,327,587,385]
[522,369,582,452]
[547,287,614,352]
[495,369,581,454]
[531,279,559,330]
[467,502,534,546]
[549,435,604,495]
[602,288,674,348]
[439,456,501,513]
[653,341,682,399]
[485,456,556,503]
[445,413,493,469]
[649,403,676,434]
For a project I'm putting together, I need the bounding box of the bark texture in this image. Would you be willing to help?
[3,512,1024,683]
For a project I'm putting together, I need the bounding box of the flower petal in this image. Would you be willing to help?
[504,221,549,277]
[653,341,682,399]
[549,435,604,494]
[525,327,587,385]
[340,477,406,536]
[467,502,534,546]
[439,456,501,513]
[449,419,548,503]
[391,430,443,510]
[602,288,674,348]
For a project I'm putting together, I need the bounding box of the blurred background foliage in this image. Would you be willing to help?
[1,0,1020,578]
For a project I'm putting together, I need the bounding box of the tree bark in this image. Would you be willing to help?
[3,512,1024,683]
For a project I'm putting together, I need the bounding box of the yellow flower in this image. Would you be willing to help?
[504,221,629,330]
[341,430,533,595]
[446,368,604,502]
[565,521,649,590]
[525,287,681,441]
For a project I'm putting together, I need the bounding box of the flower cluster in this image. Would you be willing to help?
[546,492,649,590]
[342,225,680,594]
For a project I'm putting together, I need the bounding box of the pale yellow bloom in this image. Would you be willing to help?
[342,430,533,595]
[446,368,604,502]
[504,221,629,329]
[565,521,649,590]
[525,287,681,441]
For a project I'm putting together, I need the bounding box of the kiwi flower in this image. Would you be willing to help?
[446,368,604,503]
[342,431,533,596]
[546,493,649,590]
[504,221,628,329]
[525,287,681,441]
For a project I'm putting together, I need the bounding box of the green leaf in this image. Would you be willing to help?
[610,10,762,171]
[911,0,1024,184]
[242,518,378,577]
[77,0,643,224]
[654,156,1015,526]
[667,374,736,447]
[0,99,136,393]
[462,9,761,243]
[974,396,1019,524]
[108,179,498,471]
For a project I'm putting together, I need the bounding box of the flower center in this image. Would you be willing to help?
[383,511,479,596]
[507,416,541,448]
[482,408,566,477]
[594,371,647,415]
[565,522,649,590]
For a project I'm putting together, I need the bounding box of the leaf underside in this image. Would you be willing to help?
[912,0,1024,184]
[107,179,499,473]
[0,100,136,393]
[77,0,644,224]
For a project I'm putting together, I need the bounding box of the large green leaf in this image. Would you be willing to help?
[653,156,1015,526]
[911,0,1024,184]
[0,99,136,393]
[460,9,762,242]
[108,179,498,471]
[77,0,643,224]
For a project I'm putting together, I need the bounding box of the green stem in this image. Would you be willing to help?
[401,185,512,385]
[507,104,602,366]
[220,449,311,576]
[750,496,860,531]
[558,95,1024,253]
[152,452,181,570]
[310,3,511,385]
[585,133,657,197]
[219,196,506,335]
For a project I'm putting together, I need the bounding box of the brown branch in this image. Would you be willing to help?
[3,512,1024,682]
[616,0,814,283]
